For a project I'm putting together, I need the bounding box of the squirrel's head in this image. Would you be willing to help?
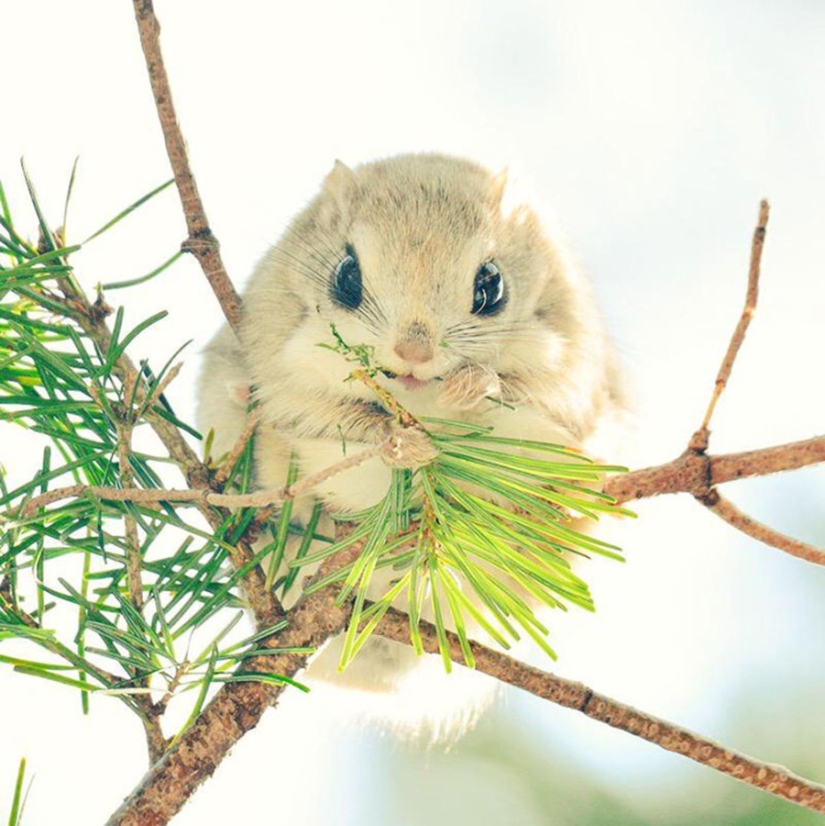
[268,153,584,388]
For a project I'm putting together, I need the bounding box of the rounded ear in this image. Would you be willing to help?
[325,159,355,192]
[487,166,508,209]
[320,160,355,224]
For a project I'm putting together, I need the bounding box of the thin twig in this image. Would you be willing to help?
[15,444,385,517]
[252,444,385,527]
[282,445,384,501]
[352,368,418,426]
[151,661,192,717]
[63,288,208,489]
[116,427,143,614]
[374,610,825,815]
[139,361,182,416]
[113,400,170,763]
[710,436,825,486]
[131,0,242,331]
[120,0,286,623]
[91,372,170,758]
[126,0,286,627]
[698,490,825,565]
[212,406,262,487]
[690,199,769,452]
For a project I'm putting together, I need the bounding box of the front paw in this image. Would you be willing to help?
[380,422,440,469]
[438,364,500,411]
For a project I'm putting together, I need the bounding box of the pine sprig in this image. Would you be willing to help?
[293,332,633,672]
[0,169,305,739]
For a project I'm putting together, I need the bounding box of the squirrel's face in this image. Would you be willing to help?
[273,155,574,391]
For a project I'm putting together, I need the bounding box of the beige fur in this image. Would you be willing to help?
[197,153,629,729]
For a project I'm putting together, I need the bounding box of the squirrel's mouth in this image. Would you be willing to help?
[381,369,433,391]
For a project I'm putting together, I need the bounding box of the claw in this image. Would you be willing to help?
[380,423,440,469]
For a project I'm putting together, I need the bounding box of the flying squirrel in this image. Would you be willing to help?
[197,153,631,727]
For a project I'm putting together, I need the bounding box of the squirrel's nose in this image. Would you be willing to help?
[394,321,434,364]
[394,339,434,364]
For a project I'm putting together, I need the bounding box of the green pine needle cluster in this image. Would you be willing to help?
[0,169,306,734]
[297,335,633,672]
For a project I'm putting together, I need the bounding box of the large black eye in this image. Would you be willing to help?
[471,261,505,315]
[331,245,363,310]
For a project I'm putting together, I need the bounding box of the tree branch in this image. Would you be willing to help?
[51,277,282,629]
[374,610,825,815]
[106,566,825,823]
[603,435,825,504]
[126,0,309,644]
[683,195,821,558]
[13,443,384,518]
[104,541,364,826]
[131,0,242,331]
[699,490,825,565]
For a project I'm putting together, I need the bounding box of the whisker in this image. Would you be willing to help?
[268,234,387,336]
[266,248,330,291]
[276,237,337,283]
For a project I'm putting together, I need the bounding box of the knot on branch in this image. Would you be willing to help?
[181,229,219,258]
[90,293,114,323]
[185,465,211,490]
[678,447,714,499]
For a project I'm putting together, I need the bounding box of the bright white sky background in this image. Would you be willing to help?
[2,1,825,824]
